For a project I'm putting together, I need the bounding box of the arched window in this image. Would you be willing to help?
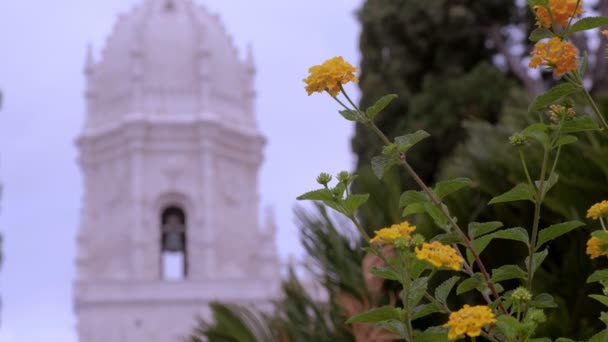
[160,206,187,280]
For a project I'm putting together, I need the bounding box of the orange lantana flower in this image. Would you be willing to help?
[529,37,578,76]
[534,0,584,28]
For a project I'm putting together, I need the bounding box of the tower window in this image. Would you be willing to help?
[160,206,187,280]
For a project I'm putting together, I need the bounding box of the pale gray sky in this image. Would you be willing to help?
[0,1,362,341]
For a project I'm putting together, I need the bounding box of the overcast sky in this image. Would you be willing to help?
[0,1,362,341]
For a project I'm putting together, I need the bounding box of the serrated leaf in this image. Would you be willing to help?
[346,305,401,324]
[394,130,431,153]
[369,266,400,281]
[525,249,549,274]
[371,155,395,179]
[496,315,520,341]
[468,227,529,264]
[411,303,441,320]
[570,16,608,34]
[554,135,577,148]
[531,293,558,308]
[456,273,484,295]
[529,83,580,113]
[366,94,397,120]
[407,253,432,279]
[488,183,535,204]
[435,276,460,304]
[468,221,504,239]
[537,220,585,248]
[529,27,554,41]
[523,122,550,145]
[590,295,608,307]
[378,320,409,339]
[339,109,364,122]
[433,232,464,245]
[343,194,370,215]
[423,202,448,228]
[399,190,428,208]
[433,178,473,199]
[588,270,608,283]
[491,265,527,283]
[561,116,600,133]
[402,203,427,217]
[296,188,335,201]
[408,277,429,308]
[414,327,449,342]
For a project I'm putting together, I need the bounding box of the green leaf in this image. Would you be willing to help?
[554,135,577,148]
[346,305,401,324]
[339,109,364,122]
[468,221,504,239]
[433,178,473,199]
[527,0,548,8]
[366,94,397,120]
[555,339,576,342]
[523,122,550,145]
[379,320,408,339]
[408,254,432,279]
[456,273,484,295]
[496,315,521,341]
[525,249,549,274]
[296,188,334,201]
[589,330,608,342]
[411,303,441,320]
[371,155,395,179]
[491,265,527,283]
[529,27,554,41]
[468,227,529,264]
[343,194,370,215]
[435,276,460,304]
[529,83,580,113]
[561,116,600,133]
[414,327,448,342]
[423,203,448,228]
[408,277,429,308]
[590,295,608,307]
[369,266,400,281]
[402,203,427,217]
[399,190,428,208]
[587,269,608,283]
[592,230,608,243]
[537,220,585,248]
[531,293,558,308]
[394,130,431,153]
[534,173,559,199]
[570,16,608,34]
[488,183,535,204]
[433,232,464,245]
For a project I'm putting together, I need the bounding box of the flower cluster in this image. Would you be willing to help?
[587,237,608,259]
[444,305,497,340]
[529,37,578,76]
[587,200,608,220]
[415,241,464,271]
[534,0,584,28]
[303,56,358,97]
[369,221,416,245]
[548,104,576,122]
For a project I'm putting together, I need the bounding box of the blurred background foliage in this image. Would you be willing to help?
[189,1,608,340]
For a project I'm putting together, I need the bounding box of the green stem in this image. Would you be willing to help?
[549,145,562,176]
[573,71,608,131]
[527,144,549,290]
[398,248,415,342]
[348,215,371,242]
[362,119,507,314]
[519,149,536,191]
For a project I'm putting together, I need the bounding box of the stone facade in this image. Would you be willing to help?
[74,1,280,340]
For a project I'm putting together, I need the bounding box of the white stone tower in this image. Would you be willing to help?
[73,0,280,340]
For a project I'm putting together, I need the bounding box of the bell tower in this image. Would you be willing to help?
[73,0,280,341]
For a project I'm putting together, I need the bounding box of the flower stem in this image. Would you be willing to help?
[527,144,549,290]
[573,71,608,132]
[519,149,536,191]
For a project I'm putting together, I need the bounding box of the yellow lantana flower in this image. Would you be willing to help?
[587,236,608,259]
[529,37,578,76]
[415,241,464,271]
[303,56,358,97]
[534,0,584,28]
[587,200,608,220]
[369,221,416,244]
[444,305,497,340]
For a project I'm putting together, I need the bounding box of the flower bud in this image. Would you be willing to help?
[509,133,526,147]
[316,172,332,186]
[336,171,351,183]
[512,286,532,302]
